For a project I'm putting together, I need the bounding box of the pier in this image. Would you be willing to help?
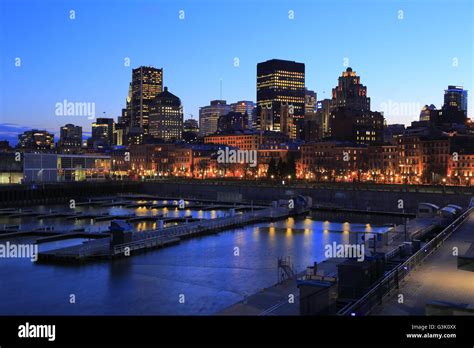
[370,209,474,315]
[36,206,294,263]
[338,207,474,316]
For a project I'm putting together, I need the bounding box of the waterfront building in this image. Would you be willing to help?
[366,144,400,182]
[398,130,450,184]
[204,130,287,151]
[0,153,23,184]
[297,141,367,181]
[23,153,110,182]
[257,143,300,177]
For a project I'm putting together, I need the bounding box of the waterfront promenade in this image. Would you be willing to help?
[219,258,345,315]
[372,211,474,315]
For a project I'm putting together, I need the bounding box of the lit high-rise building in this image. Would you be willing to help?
[199,100,231,137]
[304,88,317,118]
[443,85,468,115]
[130,66,163,133]
[17,129,54,151]
[230,101,255,129]
[92,118,115,147]
[256,59,305,132]
[332,67,370,111]
[316,98,333,138]
[149,87,183,141]
[419,104,437,122]
[59,124,82,153]
[329,68,384,145]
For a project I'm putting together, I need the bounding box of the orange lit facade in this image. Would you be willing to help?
[448,153,474,185]
[367,144,399,182]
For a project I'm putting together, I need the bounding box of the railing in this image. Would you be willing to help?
[338,207,473,316]
[383,244,403,261]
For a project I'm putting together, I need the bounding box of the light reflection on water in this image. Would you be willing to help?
[0,205,393,315]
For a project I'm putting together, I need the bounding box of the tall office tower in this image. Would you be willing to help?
[130,66,163,133]
[256,59,305,132]
[230,101,255,129]
[198,100,231,137]
[58,124,82,153]
[114,123,127,146]
[316,98,333,138]
[119,83,133,129]
[92,118,115,147]
[332,67,370,111]
[149,87,183,141]
[443,85,468,115]
[329,68,384,145]
[304,88,317,119]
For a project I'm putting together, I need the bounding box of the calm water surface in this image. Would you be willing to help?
[0,204,396,315]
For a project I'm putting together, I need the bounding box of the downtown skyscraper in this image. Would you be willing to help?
[331,67,370,111]
[130,66,164,133]
[330,67,384,145]
[256,59,305,132]
[199,100,231,137]
[149,87,183,141]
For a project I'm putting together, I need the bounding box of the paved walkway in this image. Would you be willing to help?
[218,258,345,315]
[372,211,474,315]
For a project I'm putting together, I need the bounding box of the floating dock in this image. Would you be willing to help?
[36,206,292,263]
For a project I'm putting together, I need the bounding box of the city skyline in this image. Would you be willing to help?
[1,0,473,144]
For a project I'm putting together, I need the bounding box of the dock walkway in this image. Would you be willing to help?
[371,210,474,315]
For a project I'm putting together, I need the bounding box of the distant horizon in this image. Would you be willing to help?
[1,0,473,144]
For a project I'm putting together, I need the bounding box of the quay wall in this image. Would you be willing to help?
[1,179,473,213]
[141,181,474,213]
[0,181,140,207]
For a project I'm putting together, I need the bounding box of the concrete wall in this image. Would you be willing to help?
[141,181,474,213]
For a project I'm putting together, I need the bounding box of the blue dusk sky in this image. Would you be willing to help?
[0,0,473,144]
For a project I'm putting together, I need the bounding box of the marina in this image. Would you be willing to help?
[0,188,471,316]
